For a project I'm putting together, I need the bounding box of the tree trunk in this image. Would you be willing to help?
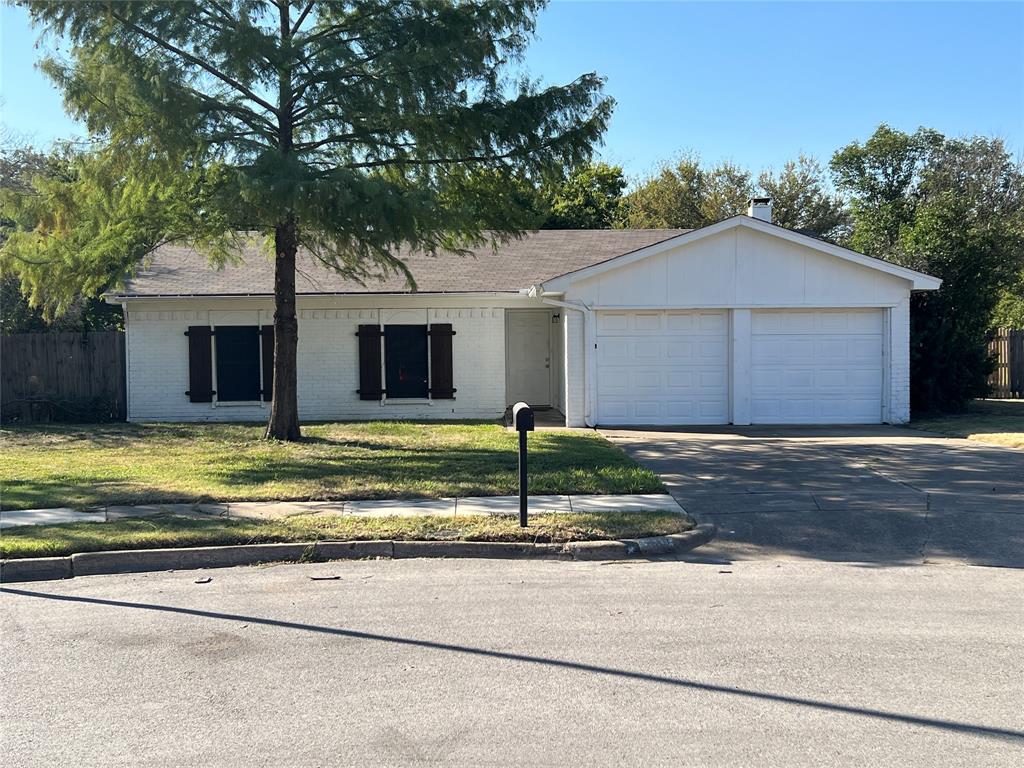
[265,1,300,441]
[264,215,301,440]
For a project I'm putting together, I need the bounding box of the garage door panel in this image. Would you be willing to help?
[634,313,662,331]
[634,341,662,359]
[597,313,629,332]
[666,313,695,331]
[751,310,883,425]
[699,313,728,332]
[596,310,728,425]
[666,341,693,358]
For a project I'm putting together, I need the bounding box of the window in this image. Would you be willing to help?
[214,326,261,402]
[356,322,455,402]
[384,325,429,398]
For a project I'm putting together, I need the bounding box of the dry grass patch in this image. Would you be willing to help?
[0,511,692,559]
[911,400,1024,449]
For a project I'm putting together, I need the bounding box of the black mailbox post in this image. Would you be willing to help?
[512,402,535,527]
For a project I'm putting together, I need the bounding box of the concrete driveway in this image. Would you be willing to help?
[602,426,1024,567]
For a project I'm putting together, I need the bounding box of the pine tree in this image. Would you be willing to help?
[4,1,611,438]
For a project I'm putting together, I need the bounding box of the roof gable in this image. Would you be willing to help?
[539,216,941,293]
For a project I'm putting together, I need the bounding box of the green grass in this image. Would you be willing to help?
[911,399,1024,449]
[0,421,663,511]
[0,511,691,559]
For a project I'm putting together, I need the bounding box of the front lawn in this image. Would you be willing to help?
[911,399,1024,449]
[0,422,663,511]
[0,511,691,559]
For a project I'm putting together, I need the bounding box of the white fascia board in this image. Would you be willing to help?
[540,216,943,293]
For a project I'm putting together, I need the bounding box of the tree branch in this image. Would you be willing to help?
[342,140,562,170]
[109,10,279,116]
[291,1,316,35]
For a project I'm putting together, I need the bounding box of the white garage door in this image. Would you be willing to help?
[596,311,729,425]
[751,310,884,424]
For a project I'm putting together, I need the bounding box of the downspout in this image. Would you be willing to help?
[121,302,131,422]
[538,293,596,428]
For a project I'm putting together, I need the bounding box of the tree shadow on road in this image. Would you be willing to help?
[3,586,1021,744]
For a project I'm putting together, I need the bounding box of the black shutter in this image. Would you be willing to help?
[357,324,384,400]
[428,323,456,399]
[260,325,274,401]
[185,326,214,402]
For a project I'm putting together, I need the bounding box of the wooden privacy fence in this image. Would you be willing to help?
[1,332,126,422]
[988,328,1024,399]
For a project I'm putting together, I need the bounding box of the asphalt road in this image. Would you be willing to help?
[2,558,1022,767]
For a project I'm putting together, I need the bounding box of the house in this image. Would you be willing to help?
[107,199,941,427]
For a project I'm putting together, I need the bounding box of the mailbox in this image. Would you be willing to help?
[511,401,534,527]
[512,401,535,432]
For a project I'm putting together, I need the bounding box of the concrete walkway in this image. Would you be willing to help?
[0,494,683,530]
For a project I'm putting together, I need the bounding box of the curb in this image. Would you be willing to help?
[0,524,716,583]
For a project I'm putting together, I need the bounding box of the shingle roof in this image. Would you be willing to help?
[114,229,689,297]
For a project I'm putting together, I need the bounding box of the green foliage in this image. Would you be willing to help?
[0,145,123,332]
[620,153,847,237]
[992,275,1024,329]
[758,155,848,242]
[4,0,611,310]
[618,154,752,229]
[538,161,626,228]
[831,125,1024,413]
[5,1,611,438]
[831,125,944,257]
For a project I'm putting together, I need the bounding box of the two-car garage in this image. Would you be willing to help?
[594,308,884,426]
[540,213,941,428]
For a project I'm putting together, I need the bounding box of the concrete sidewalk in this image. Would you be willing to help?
[0,493,683,529]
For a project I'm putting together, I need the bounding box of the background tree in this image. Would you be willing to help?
[701,161,753,223]
[537,161,625,229]
[758,155,848,242]
[617,154,752,229]
[832,125,1024,413]
[992,272,1024,328]
[0,143,122,333]
[3,0,611,439]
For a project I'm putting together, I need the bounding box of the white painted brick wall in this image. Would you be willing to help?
[888,295,911,423]
[126,305,506,422]
[563,310,586,427]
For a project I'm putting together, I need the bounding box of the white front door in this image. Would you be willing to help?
[506,310,552,406]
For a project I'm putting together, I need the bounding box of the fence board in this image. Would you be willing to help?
[988,328,1024,399]
[1,332,126,422]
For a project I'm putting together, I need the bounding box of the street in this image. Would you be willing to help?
[2,558,1022,766]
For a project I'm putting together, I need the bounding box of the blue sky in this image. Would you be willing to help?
[2,1,1022,181]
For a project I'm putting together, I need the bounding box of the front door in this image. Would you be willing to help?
[506,310,551,406]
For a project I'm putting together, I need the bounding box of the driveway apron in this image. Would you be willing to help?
[601,426,1024,567]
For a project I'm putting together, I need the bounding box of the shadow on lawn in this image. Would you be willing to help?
[2,428,662,510]
[207,435,660,498]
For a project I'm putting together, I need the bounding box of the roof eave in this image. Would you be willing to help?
[110,290,529,301]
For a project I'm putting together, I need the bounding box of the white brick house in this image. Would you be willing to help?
[109,203,940,427]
